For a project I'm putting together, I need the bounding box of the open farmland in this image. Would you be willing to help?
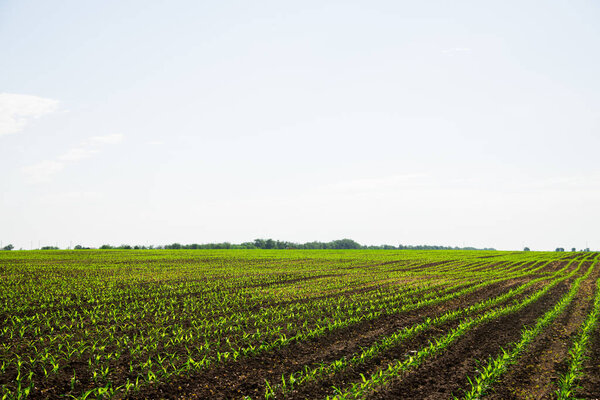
[1,250,600,399]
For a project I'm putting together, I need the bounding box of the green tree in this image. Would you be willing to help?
[329,239,362,249]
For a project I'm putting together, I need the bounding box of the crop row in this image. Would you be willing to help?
[327,256,589,399]
[0,249,577,399]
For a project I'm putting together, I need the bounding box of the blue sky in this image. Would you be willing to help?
[1,0,599,250]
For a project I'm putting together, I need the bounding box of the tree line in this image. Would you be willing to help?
[1,239,497,251]
[2,241,594,252]
[86,239,496,251]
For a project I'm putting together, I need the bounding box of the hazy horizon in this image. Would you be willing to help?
[2,1,600,251]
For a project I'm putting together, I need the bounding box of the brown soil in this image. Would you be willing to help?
[483,267,599,400]
[9,260,582,400]
[365,278,574,400]
[133,278,538,400]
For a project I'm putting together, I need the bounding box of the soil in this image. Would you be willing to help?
[135,277,538,399]
[7,258,585,400]
[482,266,599,400]
[365,277,574,399]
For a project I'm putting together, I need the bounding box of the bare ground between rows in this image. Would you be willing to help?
[130,277,536,400]
[483,266,600,400]
[536,260,570,274]
[577,281,600,398]
[365,277,574,400]
[284,279,549,400]
[467,261,511,273]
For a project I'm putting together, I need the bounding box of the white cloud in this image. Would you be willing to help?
[58,147,99,162]
[23,133,124,183]
[0,93,59,136]
[442,47,472,56]
[324,174,428,194]
[35,191,103,205]
[147,140,164,145]
[527,174,600,191]
[90,133,123,145]
[21,160,65,183]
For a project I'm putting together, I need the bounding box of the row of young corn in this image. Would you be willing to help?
[556,273,600,399]
[0,252,500,398]
[457,255,597,399]
[326,255,589,399]
[2,255,510,386]
[262,257,575,397]
[0,250,573,399]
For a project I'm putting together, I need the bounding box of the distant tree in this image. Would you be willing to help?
[2,244,14,251]
[571,247,577,252]
[555,247,565,252]
[74,245,83,250]
[329,239,362,249]
[41,246,59,250]
[100,244,114,249]
[523,247,531,251]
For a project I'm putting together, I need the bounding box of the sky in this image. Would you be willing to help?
[1,0,599,251]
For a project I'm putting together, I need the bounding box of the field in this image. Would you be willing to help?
[1,250,600,399]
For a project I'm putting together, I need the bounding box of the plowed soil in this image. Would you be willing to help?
[135,278,532,399]
[367,278,573,399]
[484,267,599,400]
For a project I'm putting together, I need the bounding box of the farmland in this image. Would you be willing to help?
[1,250,600,399]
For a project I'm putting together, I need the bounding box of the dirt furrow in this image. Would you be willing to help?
[365,277,574,400]
[483,267,599,400]
[133,278,532,399]
[576,277,600,398]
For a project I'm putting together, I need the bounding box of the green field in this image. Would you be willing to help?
[1,250,599,399]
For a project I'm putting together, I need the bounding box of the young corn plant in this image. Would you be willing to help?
[328,260,584,399]
[458,260,595,400]
[556,276,600,399]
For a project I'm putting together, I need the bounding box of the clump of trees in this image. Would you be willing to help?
[1,244,14,251]
[160,239,363,250]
